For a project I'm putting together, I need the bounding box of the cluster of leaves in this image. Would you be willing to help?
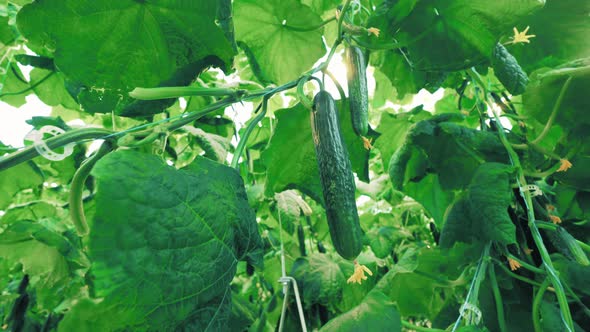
[1,0,589,331]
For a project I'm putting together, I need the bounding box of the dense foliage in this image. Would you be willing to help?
[1,0,589,331]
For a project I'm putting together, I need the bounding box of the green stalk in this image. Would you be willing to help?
[492,258,543,287]
[166,96,237,131]
[322,69,346,101]
[69,141,114,236]
[0,71,54,97]
[532,278,552,332]
[493,257,590,318]
[452,243,491,331]
[297,76,314,111]
[231,97,268,169]
[283,16,336,32]
[337,0,353,39]
[129,86,241,100]
[530,77,572,145]
[0,128,113,172]
[468,68,574,332]
[488,264,507,332]
[506,254,545,275]
[539,65,590,79]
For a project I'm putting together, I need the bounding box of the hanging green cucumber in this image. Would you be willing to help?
[491,43,528,96]
[69,141,114,236]
[311,90,363,260]
[345,45,369,137]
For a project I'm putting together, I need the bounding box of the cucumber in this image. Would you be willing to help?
[557,227,590,266]
[491,43,528,95]
[345,46,369,136]
[311,91,363,260]
[69,141,113,236]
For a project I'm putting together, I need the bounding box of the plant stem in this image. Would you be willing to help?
[129,86,240,100]
[337,0,353,40]
[322,69,346,101]
[530,76,572,145]
[401,320,446,332]
[468,68,574,332]
[532,278,551,332]
[0,127,113,172]
[505,254,545,275]
[492,258,543,287]
[350,36,402,50]
[283,16,336,32]
[412,269,467,288]
[451,243,491,331]
[539,65,590,79]
[523,161,563,178]
[231,97,268,169]
[493,257,590,318]
[0,71,54,97]
[488,264,508,332]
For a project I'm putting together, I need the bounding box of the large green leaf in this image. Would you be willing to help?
[85,151,263,331]
[388,116,507,225]
[0,162,43,210]
[371,50,447,100]
[373,106,430,171]
[440,163,516,247]
[511,0,590,72]
[234,0,325,84]
[0,63,29,107]
[553,254,590,298]
[367,0,544,70]
[554,154,590,192]
[522,59,590,133]
[30,68,79,110]
[319,289,401,332]
[17,0,235,116]
[291,253,347,310]
[373,244,477,319]
[263,102,371,205]
[263,104,323,202]
[0,221,87,309]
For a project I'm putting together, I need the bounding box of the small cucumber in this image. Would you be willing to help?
[491,43,528,96]
[558,227,590,266]
[345,46,369,136]
[69,141,113,236]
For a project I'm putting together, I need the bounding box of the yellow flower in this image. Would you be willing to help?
[367,27,380,37]
[347,260,373,284]
[546,204,556,212]
[507,257,522,271]
[557,159,573,172]
[549,215,562,224]
[361,136,373,150]
[507,26,536,44]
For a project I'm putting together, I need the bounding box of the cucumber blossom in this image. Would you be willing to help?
[345,46,369,136]
[311,91,363,260]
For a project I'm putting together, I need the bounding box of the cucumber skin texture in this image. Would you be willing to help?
[311,91,363,260]
[491,43,528,96]
[346,46,369,136]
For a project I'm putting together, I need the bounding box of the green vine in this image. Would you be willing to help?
[468,67,574,332]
